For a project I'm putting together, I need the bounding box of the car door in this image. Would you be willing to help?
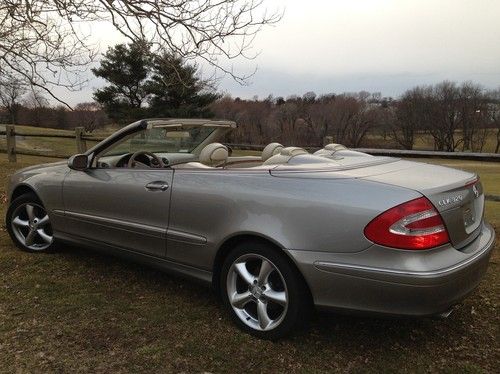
[62,167,173,258]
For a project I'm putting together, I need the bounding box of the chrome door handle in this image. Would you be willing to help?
[145,181,169,191]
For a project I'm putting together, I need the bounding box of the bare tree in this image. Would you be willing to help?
[274,101,302,144]
[485,88,500,153]
[392,86,432,150]
[458,82,489,151]
[23,89,49,126]
[74,102,108,132]
[0,75,26,124]
[425,81,464,151]
[0,1,280,107]
[496,118,500,153]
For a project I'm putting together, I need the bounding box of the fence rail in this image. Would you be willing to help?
[1,125,499,162]
[0,125,109,161]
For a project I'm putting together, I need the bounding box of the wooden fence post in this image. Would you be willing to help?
[75,127,87,153]
[323,136,333,146]
[6,125,16,162]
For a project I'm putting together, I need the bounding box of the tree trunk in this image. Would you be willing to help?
[495,127,500,153]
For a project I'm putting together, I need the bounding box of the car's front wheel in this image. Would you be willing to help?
[220,241,310,339]
[6,193,56,253]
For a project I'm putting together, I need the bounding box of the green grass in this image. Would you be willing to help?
[0,154,498,372]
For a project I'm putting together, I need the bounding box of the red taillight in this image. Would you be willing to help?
[364,197,450,250]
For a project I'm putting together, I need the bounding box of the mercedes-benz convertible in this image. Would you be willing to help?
[6,118,495,339]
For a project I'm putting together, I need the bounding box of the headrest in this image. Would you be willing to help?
[263,146,308,165]
[280,147,308,157]
[313,143,347,155]
[261,142,284,161]
[199,143,228,166]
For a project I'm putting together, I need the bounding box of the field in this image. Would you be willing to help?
[364,129,499,154]
[0,153,498,373]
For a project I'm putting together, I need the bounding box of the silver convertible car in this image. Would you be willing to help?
[6,118,495,339]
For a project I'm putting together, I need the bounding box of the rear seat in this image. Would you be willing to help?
[263,147,308,165]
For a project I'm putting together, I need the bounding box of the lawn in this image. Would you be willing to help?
[364,129,499,153]
[0,154,499,373]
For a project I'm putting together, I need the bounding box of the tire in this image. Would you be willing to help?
[6,192,57,253]
[220,240,311,339]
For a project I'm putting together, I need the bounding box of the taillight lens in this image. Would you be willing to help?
[364,197,450,250]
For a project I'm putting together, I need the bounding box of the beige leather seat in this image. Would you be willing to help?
[263,146,308,165]
[199,142,229,166]
[314,143,347,156]
[261,142,284,161]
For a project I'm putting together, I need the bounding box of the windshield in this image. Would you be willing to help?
[100,126,216,157]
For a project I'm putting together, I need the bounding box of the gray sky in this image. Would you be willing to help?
[59,0,500,104]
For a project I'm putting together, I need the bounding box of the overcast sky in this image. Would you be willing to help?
[59,0,500,104]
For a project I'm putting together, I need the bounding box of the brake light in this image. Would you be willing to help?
[364,197,449,250]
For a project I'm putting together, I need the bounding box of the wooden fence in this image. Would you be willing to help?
[1,125,499,162]
[0,125,106,162]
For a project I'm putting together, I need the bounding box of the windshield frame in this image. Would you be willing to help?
[87,118,236,167]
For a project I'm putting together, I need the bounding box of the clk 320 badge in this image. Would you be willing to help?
[438,195,464,207]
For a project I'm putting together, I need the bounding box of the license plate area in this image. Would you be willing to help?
[463,185,484,234]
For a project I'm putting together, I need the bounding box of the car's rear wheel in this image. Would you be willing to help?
[220,241,310,339]
[6,193,56,253]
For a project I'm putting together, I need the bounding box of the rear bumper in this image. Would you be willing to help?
[289,222,495,316]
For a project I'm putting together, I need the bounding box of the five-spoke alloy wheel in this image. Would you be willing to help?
[221,241,310,339]
[7,193,55,252]
[227,254,289,331]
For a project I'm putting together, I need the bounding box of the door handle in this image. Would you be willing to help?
[145,181,169,191]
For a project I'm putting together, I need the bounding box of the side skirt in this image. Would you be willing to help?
[54,232,213,286]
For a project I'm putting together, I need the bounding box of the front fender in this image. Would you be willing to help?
[8,163,68,214]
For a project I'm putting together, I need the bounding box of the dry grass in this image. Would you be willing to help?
[365,129,499,153]
[0,155,498,373]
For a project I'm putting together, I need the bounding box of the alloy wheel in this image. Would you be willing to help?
[226,254,289,331]
[11,202,53,251]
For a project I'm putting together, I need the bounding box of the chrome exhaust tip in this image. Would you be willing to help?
[435,307,455,319]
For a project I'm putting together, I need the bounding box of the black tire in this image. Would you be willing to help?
[220,240,311,340]
[6,192,57,253]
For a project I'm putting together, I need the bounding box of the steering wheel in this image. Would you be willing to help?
[127,151,165,168]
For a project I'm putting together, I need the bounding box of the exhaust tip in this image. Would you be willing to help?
[435,307,455,319]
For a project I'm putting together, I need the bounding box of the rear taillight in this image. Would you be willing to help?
[364,197,449,250]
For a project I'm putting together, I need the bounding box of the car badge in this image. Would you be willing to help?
[438,195,463,207]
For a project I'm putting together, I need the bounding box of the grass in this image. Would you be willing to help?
[365,129,499,153]
[0,154,498,373]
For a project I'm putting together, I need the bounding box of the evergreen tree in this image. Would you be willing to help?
[92,41,151,123]
[92,42,219,123]
[146,53,219,118]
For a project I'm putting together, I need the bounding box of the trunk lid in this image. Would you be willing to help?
[359,160,483,249]
[271,158,483,249]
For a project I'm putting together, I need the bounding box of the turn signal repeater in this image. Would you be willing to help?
[364,197,450,250]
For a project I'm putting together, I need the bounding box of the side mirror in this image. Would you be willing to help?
[68,154,89,171]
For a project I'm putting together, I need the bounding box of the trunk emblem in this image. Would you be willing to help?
[438,195,463,207]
